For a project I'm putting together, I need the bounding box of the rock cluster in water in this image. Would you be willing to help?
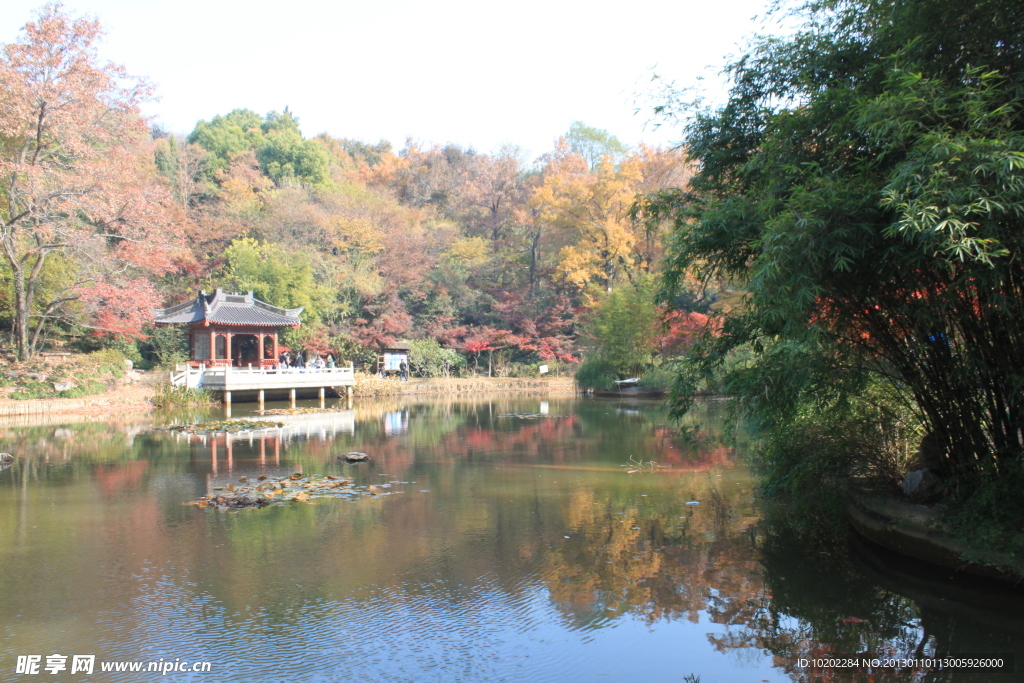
[496,413,565,419]
[338,452,369,462]
[168,419,285,434]
[186,473,394,511]
[257,407,349,416]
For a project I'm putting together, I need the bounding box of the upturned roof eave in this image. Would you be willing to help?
[152,289,302,327]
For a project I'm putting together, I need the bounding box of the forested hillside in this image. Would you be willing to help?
[0,6,709,378]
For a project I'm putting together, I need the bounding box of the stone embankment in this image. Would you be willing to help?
[847,489,1024,582]
[353,376,576,397]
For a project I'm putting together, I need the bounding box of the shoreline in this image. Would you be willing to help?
[0,376,580,421]
[372,376,576,396]
[846,489,1024,583]
[0,383,156,419]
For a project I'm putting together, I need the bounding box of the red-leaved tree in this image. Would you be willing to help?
[0,5,181,358]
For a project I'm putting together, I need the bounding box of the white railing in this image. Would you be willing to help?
[170,363,355,389]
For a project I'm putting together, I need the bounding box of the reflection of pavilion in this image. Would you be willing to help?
[177,411,356,474]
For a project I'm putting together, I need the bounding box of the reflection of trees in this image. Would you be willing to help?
[4,398,1019,682]
[705,522,1024,682]
[81,399,762,628]
[0,419,154,467]
[711,525,922,681]
[539,477,764,629]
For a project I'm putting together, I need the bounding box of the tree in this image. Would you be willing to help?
[644,0,1024,482]
[582,276,662,379]
[0,4,180,359]
[256,109,331,187]
[565,121,627,169]
[456,145,527,246]
[153,134,208,208]
[187,108,263,174]
[406,338,463,377]
[532,140,643,295]
[188,108,331,188]
[440,325,523,376]
[222,238,336,324]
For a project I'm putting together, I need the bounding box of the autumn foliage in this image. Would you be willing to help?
[0,4,182,358]
[0,5,699,373]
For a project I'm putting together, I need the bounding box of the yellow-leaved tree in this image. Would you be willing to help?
[531,140,646,297]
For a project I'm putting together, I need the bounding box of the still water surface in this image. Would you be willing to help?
[1,395,1022,682]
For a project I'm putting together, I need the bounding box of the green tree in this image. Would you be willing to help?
[581,276,661,381]
[406,338,464,377]
[153,134,207,208]
[189,108,330,187]
[257,125,331,187]
[565,121,627,169]
[187,108,264,173]
[222,238,336,324]
[644,0,1024,484]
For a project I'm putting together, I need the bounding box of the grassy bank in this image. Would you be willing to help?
[0,351,165,420]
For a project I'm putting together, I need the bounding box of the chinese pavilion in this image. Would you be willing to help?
[154,289,302,368]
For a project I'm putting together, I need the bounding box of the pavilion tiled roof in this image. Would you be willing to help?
[153,289,303,327]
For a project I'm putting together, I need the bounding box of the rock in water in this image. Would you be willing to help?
[0,453,13,463]
[902,468,940,502]
[340,452,369,462]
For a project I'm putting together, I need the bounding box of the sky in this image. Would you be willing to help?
[2,0,782,161]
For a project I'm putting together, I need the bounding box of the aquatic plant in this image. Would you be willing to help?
[622,455,665,474]
[153,383,215,409]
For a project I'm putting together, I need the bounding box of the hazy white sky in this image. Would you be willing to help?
[2,0,779,160]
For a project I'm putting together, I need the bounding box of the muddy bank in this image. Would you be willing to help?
[0,382,156,420]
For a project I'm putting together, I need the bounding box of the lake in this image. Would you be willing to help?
[1,395,1021,682]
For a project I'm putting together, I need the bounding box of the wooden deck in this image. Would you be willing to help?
[170,363,356,407]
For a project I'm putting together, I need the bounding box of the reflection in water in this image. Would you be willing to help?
[0,397,1021,682]
[383,408,408,436]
